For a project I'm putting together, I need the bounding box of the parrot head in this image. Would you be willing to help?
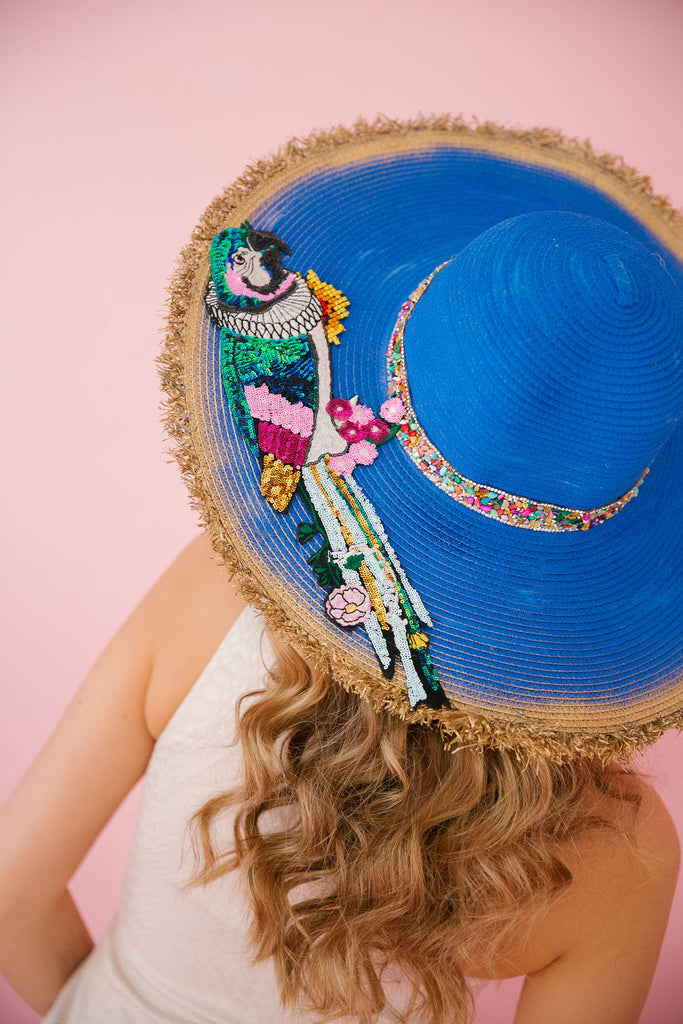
[209,222,293,308]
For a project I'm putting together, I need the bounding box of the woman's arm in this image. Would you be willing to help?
[0,534,244,1013]
[0,561,157,1012]
[0,890,95,1015]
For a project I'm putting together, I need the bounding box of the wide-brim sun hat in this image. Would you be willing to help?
[161,116,683,766]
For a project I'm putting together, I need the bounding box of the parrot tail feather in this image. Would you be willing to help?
[299,459,451,711]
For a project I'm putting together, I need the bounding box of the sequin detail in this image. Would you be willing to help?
[206,223,448,710]
[260,453,301,512]
[386,265,650,532]
[305,270,350,345]
[325,398,400,476]
[300,458,448,709]
[325,583,372,627]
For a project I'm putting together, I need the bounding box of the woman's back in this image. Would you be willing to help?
[151,540,681,1023]
[1,536,679,1023]
[44,554,484,1023]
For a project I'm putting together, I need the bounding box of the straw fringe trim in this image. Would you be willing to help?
[159,114,683,769]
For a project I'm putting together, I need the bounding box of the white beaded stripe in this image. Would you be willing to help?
[315,461,431,702]
[315,461,400,606]
[389,613,429,707]
[301,464,392,671]
[346,475,433,627]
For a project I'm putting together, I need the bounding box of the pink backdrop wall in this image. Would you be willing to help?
[2,0,682,1020]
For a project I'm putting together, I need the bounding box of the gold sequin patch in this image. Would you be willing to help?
[261,453,301,512]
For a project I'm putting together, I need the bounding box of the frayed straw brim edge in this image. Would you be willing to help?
[158,113,683,769]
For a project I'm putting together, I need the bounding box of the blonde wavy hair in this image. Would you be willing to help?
[187,633,646,1024]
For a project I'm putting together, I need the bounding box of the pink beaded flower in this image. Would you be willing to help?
[325,584,372,627]
[348,404,374,426]
[348,440,378,466]
[339,421,367,443]
[328,452,357,476]
[379,396,406,423]
[366,418,390,443]
[327,398,353,420]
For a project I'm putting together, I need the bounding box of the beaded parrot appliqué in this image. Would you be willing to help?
[204,222,448,711]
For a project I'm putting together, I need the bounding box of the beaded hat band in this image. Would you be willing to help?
[388,262,650,533]
[162,117,683,765]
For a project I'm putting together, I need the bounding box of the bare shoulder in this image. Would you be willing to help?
[507,777,681,1022]
[143,534,247,739]
[463,773,680,984]
[553,773,681,907]
[560,774,678,933]
[545,775,680,944]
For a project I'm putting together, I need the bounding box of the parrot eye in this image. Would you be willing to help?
[232,254,245,266]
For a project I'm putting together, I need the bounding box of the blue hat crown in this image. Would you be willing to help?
[404,212,683,509]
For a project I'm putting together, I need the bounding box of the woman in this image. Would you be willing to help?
[1,118,682,1023]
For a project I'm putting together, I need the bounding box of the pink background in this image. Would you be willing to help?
[2,0,682,1020]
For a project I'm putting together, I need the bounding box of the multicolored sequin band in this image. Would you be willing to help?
[386,263,649,532]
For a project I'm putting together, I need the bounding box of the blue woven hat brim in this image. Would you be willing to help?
[165,120,683,764]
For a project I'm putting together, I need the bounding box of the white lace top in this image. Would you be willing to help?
[43,606,484,1023]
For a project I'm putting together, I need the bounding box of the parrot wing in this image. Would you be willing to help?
[223,332,318,514]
